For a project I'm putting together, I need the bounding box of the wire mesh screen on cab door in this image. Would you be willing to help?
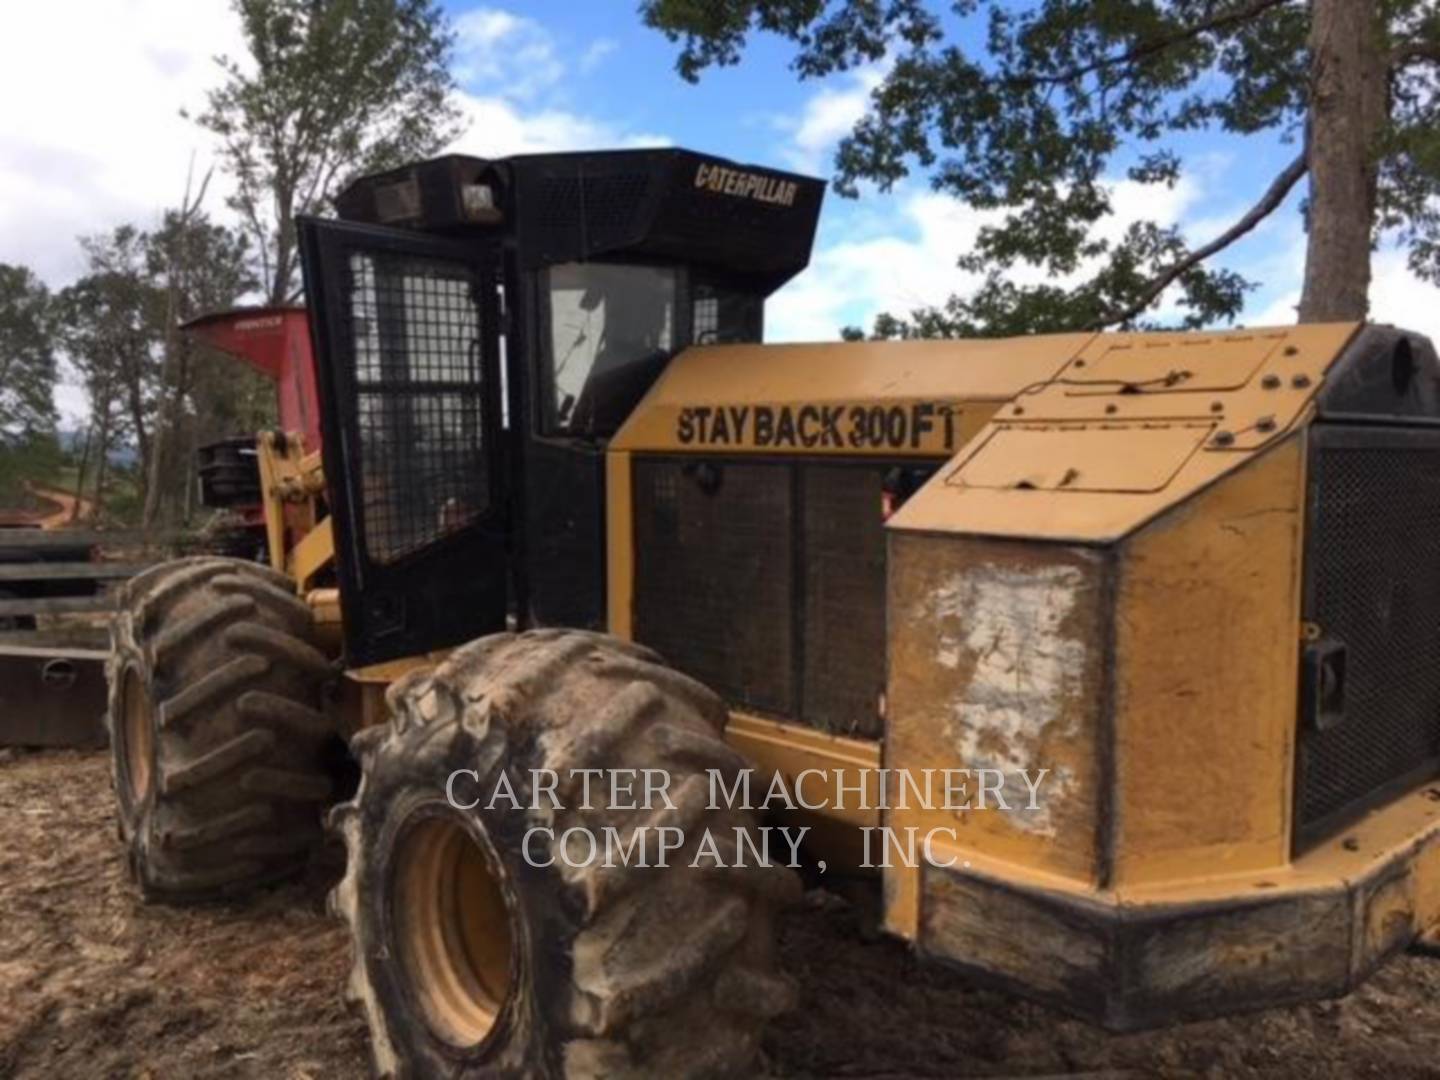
[345,252,490,564]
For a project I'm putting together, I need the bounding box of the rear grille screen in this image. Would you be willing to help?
[1296,424,1440,845]
[632,458,889,736]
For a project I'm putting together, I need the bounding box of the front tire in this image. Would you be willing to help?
[107,556,337,901]
[331,630,799,1078]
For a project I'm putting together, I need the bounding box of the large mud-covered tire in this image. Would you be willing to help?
[332,629,800,1079]
[107,556,337,901]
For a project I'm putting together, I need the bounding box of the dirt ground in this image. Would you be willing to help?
[5,751,1440,1079]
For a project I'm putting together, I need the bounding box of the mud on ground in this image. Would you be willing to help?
[4,750,1440,1079]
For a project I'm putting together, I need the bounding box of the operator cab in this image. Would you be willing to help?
[299,150,823,665]
[542,258,763,437]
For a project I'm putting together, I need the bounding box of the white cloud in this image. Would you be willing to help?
[771,155,1440,346]
[1247,285,1303,328]
[0,0,240,288]
[0,1,242,425]
[451,94,669,157]
[53,381,89,427]
[1226,228,1440,341]
[1365,249,1440,342]
[769,175,1203,342]
[0,3,662,285]
[454,8,525,55]
[453,8,564,100]
[1098,176,1202,247]
[768,192,985,341]
[775,66,885,176]
[0,3,665,427]
[448,11,665,155]
[580,39,619,75]
[766,60,1213,340]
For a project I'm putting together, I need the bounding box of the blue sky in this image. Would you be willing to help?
[1,0,1434,421]
[432,3,1432,342]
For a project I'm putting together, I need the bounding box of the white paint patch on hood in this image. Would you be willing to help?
[931,563,1088,836]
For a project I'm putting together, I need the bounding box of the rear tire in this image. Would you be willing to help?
[107,556,338,901]
[331,629,799,1079]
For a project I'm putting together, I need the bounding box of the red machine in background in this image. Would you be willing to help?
[180,307,322,553]
[182,306,321,448]
[0,308,325,751]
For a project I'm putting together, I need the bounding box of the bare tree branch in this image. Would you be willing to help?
[143,158,214,527]
[1093,150,1309,328]
[1390,39,1440,69]
[1011,0,1292,89]
[195,1,459,305]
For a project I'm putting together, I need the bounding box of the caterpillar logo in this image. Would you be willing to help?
[694,163,799,207]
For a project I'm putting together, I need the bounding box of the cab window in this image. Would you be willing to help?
[692,281,763,344]
[545,262,676,436]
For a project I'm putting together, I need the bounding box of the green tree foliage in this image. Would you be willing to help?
[0,265,58,446]
[143,194,266,525]
[146,213,273,442]
[59,228,166,474]
[643,0,1440,336]
[147,209,257,320]
[194,0,461,304]
[0,265,61,508]
[55,214,259,524]
[0,435,64,513]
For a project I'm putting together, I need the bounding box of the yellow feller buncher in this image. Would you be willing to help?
[108,148,1440,1076]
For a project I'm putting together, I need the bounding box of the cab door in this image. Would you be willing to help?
[298,217,509,666]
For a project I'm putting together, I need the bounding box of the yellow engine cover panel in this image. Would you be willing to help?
[1109,433,1307,886]
[955,423,1211,492]
[610,334,1095,457]
[889,322,1358,542]
[1076,330,1281,394]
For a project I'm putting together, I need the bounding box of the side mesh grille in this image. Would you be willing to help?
[1296,424,1440,845]
[633,460,795,716]
[801,466,887,737]
[532,172,654,257]
[631,458,889,736]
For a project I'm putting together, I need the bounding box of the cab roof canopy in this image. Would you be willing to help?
[335,148,825,294]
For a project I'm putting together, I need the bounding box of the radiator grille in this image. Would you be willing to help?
[801,466,886,737]
[631,458,891,734]
[633,460,794,716]
[1296,425,1440,844]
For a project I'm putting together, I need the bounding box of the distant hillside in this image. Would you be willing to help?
[56,427,138,466]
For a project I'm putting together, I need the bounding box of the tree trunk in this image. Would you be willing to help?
[92,401,112,521]
[271,212,294,306]
[1298,0,1388,322]
[121,340,151,513]
[183,423,197,525]
[143,285,183,528]
[70,422,93,523]
[270,169,297,305]
[146,164,213,526]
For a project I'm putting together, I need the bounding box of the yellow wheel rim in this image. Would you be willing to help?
[393,813,515,1047]
[120,667,154,808]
